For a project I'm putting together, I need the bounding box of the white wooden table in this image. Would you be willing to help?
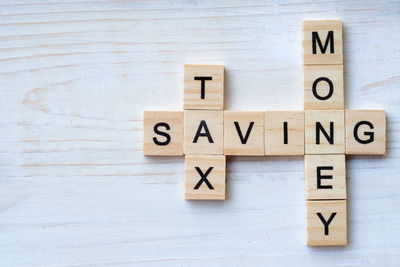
[1,1,400,266]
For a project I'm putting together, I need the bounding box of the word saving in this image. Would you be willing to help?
[143,20,386,246]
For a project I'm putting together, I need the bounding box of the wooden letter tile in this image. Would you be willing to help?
[345,110,386,155]
[184,64,224,110]
[265,111,304,155]
[305,155,346,200]
[304,65,344,110]
[185,155,226,200]
[303,20,343,65]
[143,111,184,156]
[307,200,347,246]
[224,111,264,156]
[305,110,345,154]
[184,110,223,155]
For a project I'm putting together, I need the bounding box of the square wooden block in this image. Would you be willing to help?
[224,111,264,156]
[304,65,344,110]
[184,110,223,155]
[265,111,304,155]
[185,155,226,200]
[305,155,346,200]
[345,110,386,155]
[307,200,347,246]
[305,110,345,154]
[143,111,184,156]
[303,20,343,65]
[184,64,224,110]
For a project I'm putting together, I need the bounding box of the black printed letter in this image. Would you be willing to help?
[194,76,212,99]
[312,77,334,100]
[194,167,214,190]
[317,166,333,189]
[153,122,171,146]
[354,121,374,144]
[193,120,214,143]
[283,121,288,144]
[316,122,334,144]
[312,31,334,54]
[234,121,254,144]
[316,212,337,235]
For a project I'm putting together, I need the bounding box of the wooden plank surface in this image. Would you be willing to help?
[0,0,399,266]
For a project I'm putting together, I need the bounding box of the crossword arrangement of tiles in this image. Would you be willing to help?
[143,20,386,246]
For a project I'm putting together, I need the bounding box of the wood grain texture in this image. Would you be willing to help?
[305,154,346,200]
[303,20,343,65]
[307,200,347,246]
[345,109,386,155]
[143,111,184,155]
[1,0,400,266]
[185,155,226,200]
[304,64,344,110]
[265,110,304,155]
[305,110,345,154]
[224,111,264,156]
[184,110,224,155]
[184,64,224,110]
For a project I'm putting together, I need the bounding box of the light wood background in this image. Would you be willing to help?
[1,1,399,266]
